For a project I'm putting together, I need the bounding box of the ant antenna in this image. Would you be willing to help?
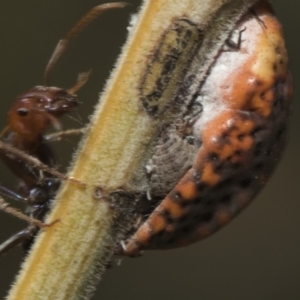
[67,70,92,94]
[43,2,129,86]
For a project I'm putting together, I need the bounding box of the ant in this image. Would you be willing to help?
[0,2,128,256]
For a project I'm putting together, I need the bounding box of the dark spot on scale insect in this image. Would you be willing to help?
[273,97,279,107]
[251,125,265,136]
[178,215,190,224]
[208,152,219,161]
[234,150,242,156]
[180,200,193,208]
[174,190,182,199]
[239,178,253,189]
[265,148,273,157]
[192,212,201,221]
[260,91,266,99]
[253,78,264,87]
[202,212,213,223]
[220,194,232,204]
[220,132,230,143]
[276,126,286,140]
[216,178,236,191]
[165,235,177,245]
[274,46,281,53]
[193,196,204,205]
[180,225,193,234]
[196,182,209,192]
[205,198,215,207]
[238,134,246,141]
[232,163,242,170]
[214,162,225,173]
[160,210,175,224]
[154,230,166,240]
[254,141,263,156]
[226,155,233,163]
[276,80,286,96]
[253,162,264,171]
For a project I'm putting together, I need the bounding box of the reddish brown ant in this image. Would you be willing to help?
[0,2,128,256]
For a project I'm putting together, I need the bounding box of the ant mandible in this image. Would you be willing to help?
[0,2,128,256]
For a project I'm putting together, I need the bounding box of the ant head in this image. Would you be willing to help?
[6,2,128,142]
[8,86,79,140]
[19,86,79,117]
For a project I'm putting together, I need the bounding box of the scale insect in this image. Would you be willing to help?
[0,2,128,257]
[120,0,292,256]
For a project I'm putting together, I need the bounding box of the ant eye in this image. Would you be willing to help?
[17,108,29,116]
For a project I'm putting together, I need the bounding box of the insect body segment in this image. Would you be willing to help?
[122,0,292,256]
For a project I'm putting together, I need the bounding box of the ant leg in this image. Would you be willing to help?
[223,27,246,51]
[44,128,86,142]
[0,141,85,187]
[0,196,46,227]
[0,183,28,203]
[250,8,267,29]
[0,225,36,257]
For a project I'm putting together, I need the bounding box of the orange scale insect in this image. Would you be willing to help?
[121,0,292,256]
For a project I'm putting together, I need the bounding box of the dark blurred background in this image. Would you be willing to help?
[0,1,298,299]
